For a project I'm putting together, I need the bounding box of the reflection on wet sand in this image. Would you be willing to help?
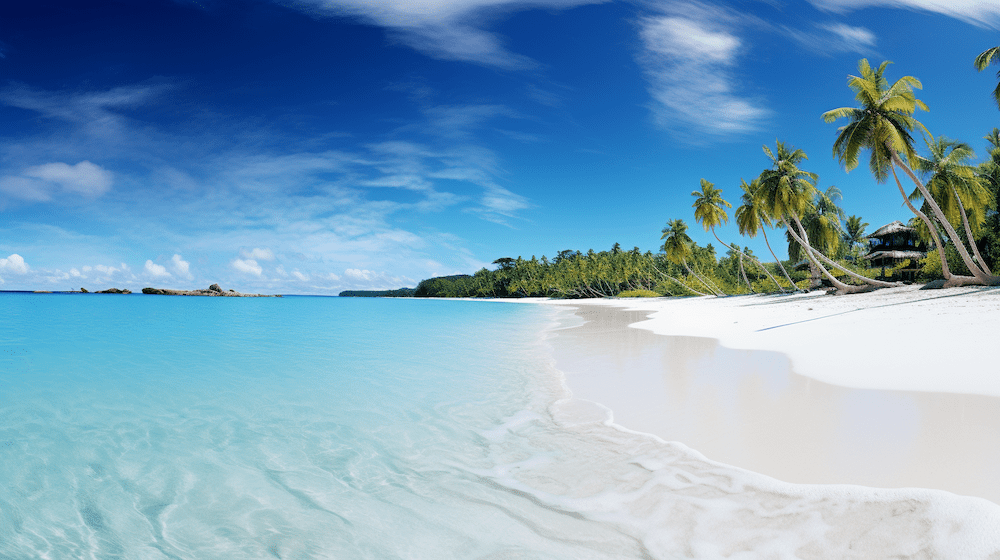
[550,306,1000,504]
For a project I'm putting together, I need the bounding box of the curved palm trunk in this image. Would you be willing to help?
[761,227,797,290]
[889,147,1000,285]
[647,256,711,296]
[710,228,784,293]
[799,237,899,287]
[950,183,993,275]
[683,259,723,296]
[788,212,873,295]
[738,253,754,293]
[890,165,954,280]
[665,272,711,296]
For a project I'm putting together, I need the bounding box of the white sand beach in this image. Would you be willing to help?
[547,285,1000,396]
[539,285,1000,503]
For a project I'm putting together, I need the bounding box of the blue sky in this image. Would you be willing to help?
[1,0,998,294]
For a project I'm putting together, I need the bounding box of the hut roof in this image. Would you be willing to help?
[862,250,926,261]
[866,220,915,239]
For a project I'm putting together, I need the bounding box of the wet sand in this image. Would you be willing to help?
[548,305,1000,504]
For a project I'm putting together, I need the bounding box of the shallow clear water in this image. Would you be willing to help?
[2,294,999,559]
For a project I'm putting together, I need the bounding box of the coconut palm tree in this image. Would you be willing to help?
[975,46,1000,110]
[912,135,994,275]
[735,178,796,290]
[691,178,784,293]
[757,141,893,293]
[843,215,869,258]
[661,218,721,296]
[823,58,998,286]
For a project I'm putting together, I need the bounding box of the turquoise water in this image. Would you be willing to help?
[2,294,999,559]
[0,295,582,558]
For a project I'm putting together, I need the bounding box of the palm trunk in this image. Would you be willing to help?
[697,266,728,296]
[738,253,754,293]
[684,259,723,296]
[890,165,954,280]
[710,228,784,293]
[761,227,797,291]
[648,256,711,296]
[799,235,899,287]
[889,146,999,285]
[950,183,993,275]
[788,212,873,294]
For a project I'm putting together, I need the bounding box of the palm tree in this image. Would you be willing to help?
[735,178,796,290]
[975,46,1000,110]
[691,178,784,293]
[757,141,892,293]
[843,215,869,258]
[661,218,721,296]
[804,186,846,259]
[912,135,994,275]
[823,58,998,286]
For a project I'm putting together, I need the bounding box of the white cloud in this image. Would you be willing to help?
[0,254,29,274]
[292,269,309,281]
[144,260,171,278]
[23,161,112,197]
[170,254,192,278]
[240,247,275,261]
[637,2,769,137]
[0,176,53,201]
[781,22,876,55]
[287,0,606,67]
[822,23,876,49]
[344,268,374,281]
[807,0,1000,27]
[232,258,263,276]
[0,161,113,204]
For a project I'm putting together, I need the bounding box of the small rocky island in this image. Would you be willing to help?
[141,283,281,297]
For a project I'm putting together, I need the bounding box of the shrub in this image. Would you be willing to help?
[617,289,661,298]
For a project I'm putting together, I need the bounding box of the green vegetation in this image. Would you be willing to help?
[617,289,660,298]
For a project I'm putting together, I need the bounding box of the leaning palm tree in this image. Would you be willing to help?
[823,59,999,286]
[757,141,894,293]
[735,178,796,290]
[975,46,1000,110]
[912,135,994,275]
[661,218,721,296]
[692,178,784,293]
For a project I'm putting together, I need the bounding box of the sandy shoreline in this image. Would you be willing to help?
[541,285,1000,397]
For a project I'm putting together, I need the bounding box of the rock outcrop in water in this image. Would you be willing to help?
[141,283,280,297]
[95,288,131,294]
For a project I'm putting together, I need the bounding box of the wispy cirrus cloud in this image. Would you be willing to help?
[285,0,607,68]
[781,22,876,56]
[0,82,174,139]
[637,2,769,138]
[807,0,1000,27]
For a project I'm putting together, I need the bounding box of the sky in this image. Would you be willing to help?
[1,0,999,294]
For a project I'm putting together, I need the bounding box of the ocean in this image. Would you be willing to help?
[1,293,998,559]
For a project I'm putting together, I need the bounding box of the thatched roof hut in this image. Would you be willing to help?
[863,220,925,281]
